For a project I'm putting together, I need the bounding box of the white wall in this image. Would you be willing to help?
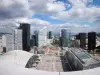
[38,27,47,47]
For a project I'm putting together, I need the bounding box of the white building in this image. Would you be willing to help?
[0,35,3,53]
[38,27,47,47]
[0,33,14,52]
[0,28,22,53]
[5,34,14,52]
[14,29,22,50]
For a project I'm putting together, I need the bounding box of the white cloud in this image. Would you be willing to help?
[52,22,100,33]
[0,0,33,20]
[0,0,99,33]
[29,0,56,14]
[47,1,66,13]
[0,0,100,23]
[30,18,51,26]
[14,18,51,26]
[15,17,30,23]
[50,0,100,23]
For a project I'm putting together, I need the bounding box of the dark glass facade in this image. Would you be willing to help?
[34,31,38,47]
[88,32,96,51]
[48,31,52,39]
[19,23,30,51]
[32,35,38,46]
[79,33,86,49]
[61,29,68,47]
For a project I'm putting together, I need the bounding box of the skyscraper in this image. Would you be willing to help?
[48,31,52,39]
[19,23,30,51]
[59,37,63,47]
[34,31,38,47]
[14,29,22,50]
[30,39,33,48]
[79,33,86,49]
[88,32,96,52]
[60,29,70,47]
[3,34,14,52]
[76,34,80,40]
[31,34,38,47]
[38,27,47,47]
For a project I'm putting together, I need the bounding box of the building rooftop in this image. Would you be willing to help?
[0,50,100,75]
[0,50,33,67]
[68,48,100,69]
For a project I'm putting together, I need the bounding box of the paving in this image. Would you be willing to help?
[36,54,64,72]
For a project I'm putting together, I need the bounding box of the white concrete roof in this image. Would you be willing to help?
[0,50,33,67]
[0,62,100,75]
[0,50,100,75]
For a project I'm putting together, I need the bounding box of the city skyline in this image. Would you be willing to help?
[0,0,100,75]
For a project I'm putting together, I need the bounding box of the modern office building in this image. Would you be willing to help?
[38,27,47,47]
[59,37,62,47]
[60,29,70,47]
[79,33,86,49]
[76,34,80,40]
[0,27,23,52]
[30,39,33,48]
[48,31,52,39]
[34,31,38,47]
[30,31,39,48]
[14,29,22,50]
[0,35,4,53]
[19,23,30,51]
[5,34,14,51]
[0,33,15,52]
[88,32,96,52]
[0,27,18,52]
[30,35,37,47]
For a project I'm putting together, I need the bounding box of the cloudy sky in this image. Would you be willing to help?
[0,0,100,33]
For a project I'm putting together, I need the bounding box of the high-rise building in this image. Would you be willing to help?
[30,34,38,47]
[14,29,22,50]
[30,39,33,48]
[5,34,14,51]
[0,35,4,53]
[88,32,96,52]
[34,31,38,47]
[0,27,23,52]
[76,34,80,39]
[48,31,52,39]
[38,27,47,47]
[19,23,30,51]
[79,33,86,49]
[33,35,37,46]
[0,33,14,53]
[59,37,62,47]
[60,29,70,47]
[2,33,14,52]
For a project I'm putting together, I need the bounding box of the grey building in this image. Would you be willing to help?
[79,33,86,49]
[48,31,52,39]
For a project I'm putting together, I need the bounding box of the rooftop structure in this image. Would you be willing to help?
[64,48,100,70]
[0,50,100,75]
